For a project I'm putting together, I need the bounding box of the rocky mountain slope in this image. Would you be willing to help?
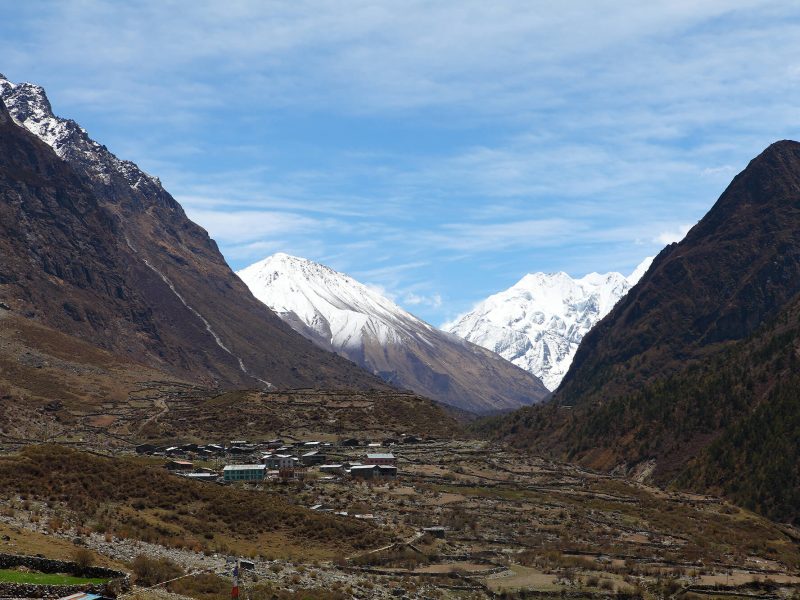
[237,253,550,413]
[443,259,652,390]
[493,140,800,522]
[0,75,386,391]
[556,140,800,407]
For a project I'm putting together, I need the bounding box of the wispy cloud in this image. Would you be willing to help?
[429,219,586,252]
[5,2,797,119]
[654,224,693,245]
[3,1,799,322]
[403,292,442,309]
[184,208,343,245]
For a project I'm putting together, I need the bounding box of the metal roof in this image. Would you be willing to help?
[59,594,105,600]
[366,453,395,459]
[223,464,266,471]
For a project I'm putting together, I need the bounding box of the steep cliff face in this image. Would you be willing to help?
[555,140,800,407]
[0,79,386,391]
[0,95,152,348]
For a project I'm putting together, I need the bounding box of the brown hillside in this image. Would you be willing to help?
[558,140,800,406]
[0,92,385,391]
[490,141,800,523]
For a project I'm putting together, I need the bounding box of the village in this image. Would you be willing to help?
[2,434,800,599]
[148,437,402,484]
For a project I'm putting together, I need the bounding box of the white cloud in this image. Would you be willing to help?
[3,1,799,324]
[354,261,431,282]
[701,165,735,176]
[654,224,693,245]
[184,208,341,244]
[362,282,395,301]
[403,292,442,309]
[4,1,798,119]
[429,218,587,252]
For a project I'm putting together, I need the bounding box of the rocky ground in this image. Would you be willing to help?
[0,495,480,599]
[2,437,800,598]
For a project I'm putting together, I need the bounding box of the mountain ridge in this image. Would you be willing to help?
[490,140,800,523]
[237,252,550,414]
[0,75,388,391]
[443,257,653,390]
[556,139,800,406]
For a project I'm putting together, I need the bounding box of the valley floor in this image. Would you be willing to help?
[0,378,796,599]
[0,433,799,599]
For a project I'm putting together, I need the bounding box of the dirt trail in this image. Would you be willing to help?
[137,397,169,435]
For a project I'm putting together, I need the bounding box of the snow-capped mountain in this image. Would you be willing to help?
[0,73,388,391]
[241,253,431,350]
[0,75,161,195]
[443,258,654,391]
[238,254,550,414]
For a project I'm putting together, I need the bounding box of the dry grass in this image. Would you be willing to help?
[0,445,388,559]
[0,521,125,570]
[0,314,178,414]
[158,388,462,443]
[167,573,351,600]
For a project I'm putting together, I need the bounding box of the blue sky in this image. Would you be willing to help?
[2,1,800,324]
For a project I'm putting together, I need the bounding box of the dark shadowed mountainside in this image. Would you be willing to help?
[0,83,386,391]
[558,140,800,407]
[489,140,800,523]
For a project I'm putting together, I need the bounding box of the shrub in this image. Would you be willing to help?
[130,555,184,586]
[71,547,95,570]
[168,573,228,600]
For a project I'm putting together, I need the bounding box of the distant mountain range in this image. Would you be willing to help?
[494,140,800,524]
[443,258,652,391]
[0,74,386,391]
[238,253,550,414]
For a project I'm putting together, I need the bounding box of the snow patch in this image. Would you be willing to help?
[0,74,160,191]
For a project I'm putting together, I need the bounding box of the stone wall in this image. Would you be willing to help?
[0,553,129,599]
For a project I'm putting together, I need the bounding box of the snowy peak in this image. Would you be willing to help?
[0,77,72,153]
[238,253,426,349]
[627,256,654,286]
[0,74,160,192]
[510,269,630,319]
[0,74,390,392]
[238,253,550,414]
[444,257,654,391]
